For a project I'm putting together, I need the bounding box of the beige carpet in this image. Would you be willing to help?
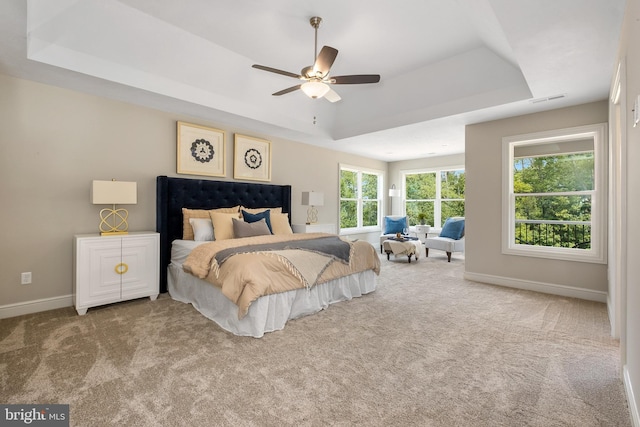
[0,252,631,426]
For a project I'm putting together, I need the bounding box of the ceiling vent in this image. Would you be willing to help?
[530,94,567,104]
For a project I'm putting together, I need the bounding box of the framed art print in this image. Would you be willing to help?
[233,134,272,182]
[177,121,226,177]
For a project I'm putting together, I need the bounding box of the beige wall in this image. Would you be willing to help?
[0,74,386,308]
[464,101,609,294]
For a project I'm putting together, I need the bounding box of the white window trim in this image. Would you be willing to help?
[401,165,465,227]
[501,123,607,263]
[339,163,384,234]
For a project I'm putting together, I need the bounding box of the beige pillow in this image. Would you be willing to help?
[182,206,239,240]
[240,206,282,215]
[232,218,271,238]
[209,212,238,241]
[270,213,293,235]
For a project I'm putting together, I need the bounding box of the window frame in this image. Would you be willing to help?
[339,164,384,233]
[401,165,465,227]
[501,123,607,263]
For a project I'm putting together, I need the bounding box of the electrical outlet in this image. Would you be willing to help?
[21,272,32,285]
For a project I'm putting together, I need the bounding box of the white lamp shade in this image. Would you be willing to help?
[301,81,330,99]
[91,180,137,204]
[389,188,402,197]
[302,191,324,206]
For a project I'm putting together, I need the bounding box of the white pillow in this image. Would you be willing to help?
[189,218,214,241]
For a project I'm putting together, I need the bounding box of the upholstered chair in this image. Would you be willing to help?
[423,217,465,262]
[379,215,408,253]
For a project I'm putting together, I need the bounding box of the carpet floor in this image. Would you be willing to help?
[0,251,631,426]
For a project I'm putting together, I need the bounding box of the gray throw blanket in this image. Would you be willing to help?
[214,235,351,268]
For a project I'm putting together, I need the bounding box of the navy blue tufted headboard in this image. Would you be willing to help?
[156,176,292,293]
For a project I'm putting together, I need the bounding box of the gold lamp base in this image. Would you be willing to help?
[306,206,318,224]
[99,206,130,236]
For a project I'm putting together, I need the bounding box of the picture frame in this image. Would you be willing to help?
[177,121,226,177]
[233,134,272,182]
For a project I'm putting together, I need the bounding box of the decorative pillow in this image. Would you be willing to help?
[182,206,239,240]
[241,209,273,233]
[240,206,282,215]
[270,213,293,235]
[232,218,271,238]
[188,218,214,241]
[209,212,238,241]
[439,217,465,240]
[384,216,407,234]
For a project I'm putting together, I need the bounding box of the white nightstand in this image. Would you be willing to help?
[292,223,337,234]
[73,232,159,315]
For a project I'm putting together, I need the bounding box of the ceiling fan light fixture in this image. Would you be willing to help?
[301,81,330,99]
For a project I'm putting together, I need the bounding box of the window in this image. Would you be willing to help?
[403,167,465,227]
[339,164,383,232]
[502,123,607,263]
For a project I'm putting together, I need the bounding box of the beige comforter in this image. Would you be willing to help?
[182,233,380,318]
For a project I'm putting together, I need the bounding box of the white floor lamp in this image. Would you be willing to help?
[388,184,401,214]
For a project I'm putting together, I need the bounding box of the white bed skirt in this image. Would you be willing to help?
[168,263,377,338]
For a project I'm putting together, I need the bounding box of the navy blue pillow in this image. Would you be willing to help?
[241,209,273,234]
[384,216,407,234]
[440,217,465,240]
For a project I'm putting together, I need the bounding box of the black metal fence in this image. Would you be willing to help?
[515,220,591,249]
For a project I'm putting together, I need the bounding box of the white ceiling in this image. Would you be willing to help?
[0,0,626,161]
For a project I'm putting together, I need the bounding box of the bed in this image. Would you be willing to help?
[156,176,380,337]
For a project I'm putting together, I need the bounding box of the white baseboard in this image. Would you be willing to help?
[607,293,621,339]
[463,271,607,303]
[624,365,639,427]
[0,294,73,319]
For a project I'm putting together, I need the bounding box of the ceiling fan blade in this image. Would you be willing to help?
[273,85,301,96]
[331,74,381,84]
[324,88,341,103]
[252,64,302,79]
[313,46,338,76]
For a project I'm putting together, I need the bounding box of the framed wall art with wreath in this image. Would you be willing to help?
[176,121,226,177]
[233,134,272,182]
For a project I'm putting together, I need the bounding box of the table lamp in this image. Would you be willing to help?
[301,191,324,224]
[91,179,137,235]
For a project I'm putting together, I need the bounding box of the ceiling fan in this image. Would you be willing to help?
[252,16,380,103]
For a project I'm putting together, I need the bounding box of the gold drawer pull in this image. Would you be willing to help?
[115,263,128,275]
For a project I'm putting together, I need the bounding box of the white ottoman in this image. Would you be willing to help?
[382,239,424,263]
